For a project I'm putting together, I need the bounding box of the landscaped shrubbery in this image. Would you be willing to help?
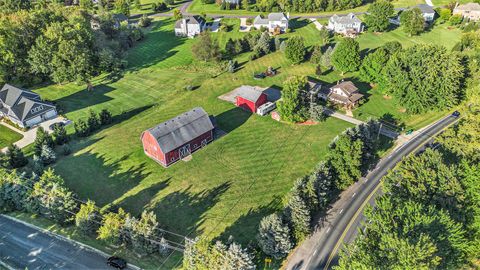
[74,109,113,137]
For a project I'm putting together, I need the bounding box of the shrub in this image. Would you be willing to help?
[6,144,28,168]
[74,119,90,137]
[99,109,113,125]
[138,14,152,27]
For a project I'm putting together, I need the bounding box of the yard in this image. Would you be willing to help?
[0,125,23,149]
[31,17,462,268]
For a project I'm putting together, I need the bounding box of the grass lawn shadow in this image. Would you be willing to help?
[215,107,252,133]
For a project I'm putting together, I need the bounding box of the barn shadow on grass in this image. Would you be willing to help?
[218,196,282,245]
[151,182,231,238]
[215,107,252,134]
[55,150,152,207]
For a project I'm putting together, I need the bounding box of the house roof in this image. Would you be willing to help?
[331,81,358,95]
[268,13,288,21]
[416,4,435,14]
[307,80,322,93]
[253,15,269,25]
[235,85,265,103]
[330,13,362,24]
[146,107,214,153]
[175,16,205,28]
[455,3,480,11]
[0,84,55,121]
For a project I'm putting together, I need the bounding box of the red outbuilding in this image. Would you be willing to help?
[141,107,215,167]
[235,86,268,113]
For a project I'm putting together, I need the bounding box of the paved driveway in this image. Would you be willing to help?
[0,117,70,153]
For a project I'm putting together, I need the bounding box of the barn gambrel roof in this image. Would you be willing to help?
[146,107,214,153]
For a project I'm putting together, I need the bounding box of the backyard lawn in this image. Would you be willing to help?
[32,17,462,268]
[0,125,22,149]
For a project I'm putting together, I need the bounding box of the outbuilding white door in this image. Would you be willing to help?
[179,144,191,159]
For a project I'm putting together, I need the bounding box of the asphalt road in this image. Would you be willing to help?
[0,215,117,270]
[302,114,459,270]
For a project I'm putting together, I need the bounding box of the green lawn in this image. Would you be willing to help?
[0,125,23,148]
[31,17,462,268]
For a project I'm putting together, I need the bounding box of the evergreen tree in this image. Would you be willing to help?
[285,36,306,64]
[225,38,237,58]
[33,127,54,156]
[99,109,113,125]
[257,213,293,259]
[274,36,281,51]
[327,134,363,190]
[255,31,271,55]
[40,144,56,165]
[332,38,360,74]
[87,109,100,132]
[6,144,28,168]
[285,192,311,242]
[320,45,334,69]
[53,124,68,145]
[192,32,220,62]
[310,45,323,64]
[76,200,100,236]
[74,119,90,137]
[32,155,44,176]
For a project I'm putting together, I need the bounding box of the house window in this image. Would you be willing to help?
[30,105,44,114]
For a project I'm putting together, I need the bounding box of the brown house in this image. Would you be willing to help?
[318,81,364,108]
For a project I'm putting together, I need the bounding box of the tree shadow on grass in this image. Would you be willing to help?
[53,84,116,115]
[218,196,282,245]
[215,107,252,133]
[151,182,231,239]
[125,19,187,72]
[289,18,310,32]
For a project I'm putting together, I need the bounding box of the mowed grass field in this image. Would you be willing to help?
[33,18,462,268]
[0,125,23,148]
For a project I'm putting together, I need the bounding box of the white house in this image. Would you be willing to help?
[0,84,57,128]
[253,13,289,33]
[175,16,207,38]
[416,4,436,22]
[454,2,480,21]
[327,13,364,35]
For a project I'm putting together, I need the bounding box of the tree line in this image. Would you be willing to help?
[0,3,143,85]
[207,0,365,13]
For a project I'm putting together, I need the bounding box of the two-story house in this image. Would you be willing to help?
[319,81,364,108]
[175,16,207,38]
[327,13,364,36]
[0,84,57,128]
[253,13,289,33]
[453,3,480,21]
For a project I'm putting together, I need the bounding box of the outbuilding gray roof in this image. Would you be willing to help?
[0,84,55,121]
[416,4,435,14]
[235,85,265,102]
[330,13,362,24]
[147,107,214,153]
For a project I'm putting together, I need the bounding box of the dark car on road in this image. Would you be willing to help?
[452,111,460,117]
[107,256,127,269]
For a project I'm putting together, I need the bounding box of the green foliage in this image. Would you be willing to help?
[400,8,425,36]
[76,200,100,236]
[114,0,130,16]
[97,208,129,246]
[382,45,465,114]
[99,109,113,125]
[53,125,68,145]
[254,0,363,13]
[310,45,323,64]
[40,144,56,165]
[332,38,360,73]
[79,0,94,11]
[33,127,54,156]
[74,119,90,137]
[365,0,395,32]
[327,134,363,190]
[359,47,389,83]
[438,8,452,22]
[183,238,255,270]
[255,32,272,55]
[285,36,306,64]
[257,213,293,259]
[87,109,101,132]
[449,14,463,26]
[227,60,237,73]
[277,76,308,123]
[152,1,168,12]
[285,185,311,242]
[138,14,152,27]
[320,45,334,69]
[173,9,182,21]
[6,144,27,168]
[0,168,29,212]
[192,32,220,62]
[125,210,162,254]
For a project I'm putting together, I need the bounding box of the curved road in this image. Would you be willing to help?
[286,114,459,270]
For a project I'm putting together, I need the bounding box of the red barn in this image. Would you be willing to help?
[235,86,268,113]
[141,107,215,167]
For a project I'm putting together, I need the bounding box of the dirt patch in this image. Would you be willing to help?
[398,108,407,113]
[383,95,392,100]
[182,155,192,162]
[297,120,318,126]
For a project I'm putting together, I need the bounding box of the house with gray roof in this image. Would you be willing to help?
[454,3,480,21]
[141,107,215,167]
[175,16,207,38]
[416,4,436,22]
[327,13,364,35]
[0,84,57,128]
[253,12,289,33]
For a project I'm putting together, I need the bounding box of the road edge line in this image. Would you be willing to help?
[0,214,142,270]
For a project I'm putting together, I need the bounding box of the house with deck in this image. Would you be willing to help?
[0,84,57,128]
[327,13,364,36]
